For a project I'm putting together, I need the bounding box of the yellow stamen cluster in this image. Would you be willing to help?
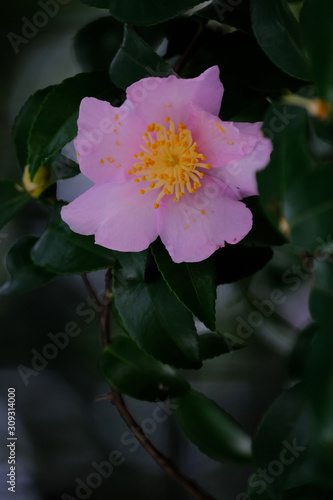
[128,117,212,208]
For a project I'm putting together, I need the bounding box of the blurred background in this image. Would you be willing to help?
[0,1,312,499]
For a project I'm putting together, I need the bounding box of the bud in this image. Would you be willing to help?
[22,165,50,198]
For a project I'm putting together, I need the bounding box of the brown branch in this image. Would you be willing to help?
[82,269,216,500]
[82,273,101,307]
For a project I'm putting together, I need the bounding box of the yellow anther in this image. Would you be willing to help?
[100,159,104,164]
[115,114,119,120]
[127,170,132,175]
[201,210,205,214]
[130,117,211,208]
[139,189,145,194]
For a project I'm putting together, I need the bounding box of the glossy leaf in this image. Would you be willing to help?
[251,0,312,81]
[28,72,120,177]
[47,153,80,182]
[113,255,201,369]
[74,16,124,72]
[109,25,175,90]
[252,383,311,497]
[283,164,333,250]
[306,323,333,462]
[198,332,231,360]
[215,244,273,285]
[31,204,116,275]
[101,336,190,401]
[13,86,53,169]
[257,105,313,230]
[309,259,333,325]
[0,180,31,230]
[0,236,55,296]
[242,196,287,247]
[108,0,205,26]
[176,389,252,463]
[301,0,333,104]
[151,238,216,331]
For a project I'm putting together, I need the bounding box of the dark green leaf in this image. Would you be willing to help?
[0,236,55,296]
[215,244,273,285]
[251,0,312,81]
[13,86,53,169]
[283,164,333,250]
[301,0,333,104]
[113,255,201,369]
[74,16,124,72]
[257,105,313,231]
[151,238,216,331]
[309,259,333,325]
[0,180,31,230]
[198,332,231,360]
[109,25,175,90]
[242,196,287,247]
[28,72,120,177]
[198,0,252,33]
[109,0,205,26]
[47,153,80,182]
[289,323,318,379]
[252,383,312,497]
[31,203,116,274]
[101,336,190,401]
[306,323,333,462]
[176,389,252,463]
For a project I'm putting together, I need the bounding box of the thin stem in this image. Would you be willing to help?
[174,25,203,75]
[82,273,101,307]
[110,389,216,500]
[82,270,216,500]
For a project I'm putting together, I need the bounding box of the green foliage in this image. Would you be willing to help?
[0,180,31,229]
[176,389,252,464]
[109,25,175,90]
[151,238,216,331]
[31,204,116,274]
[4,0,333,496]
[113,252,202,369]
[301,0,333,104]
[0,236,55,295]
[101,336,190,401]
[108,0,205,25]
[28,72,121,177]
[251,0,312,81]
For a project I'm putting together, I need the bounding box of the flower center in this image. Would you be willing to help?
[128,117,212,209]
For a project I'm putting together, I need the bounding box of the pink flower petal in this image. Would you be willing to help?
[125,66,223,126]
[188,104,272,198]
[74,97,145,184]
[157,177,253,263]
[61,181,159,252]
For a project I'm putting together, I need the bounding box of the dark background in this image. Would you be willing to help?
[0,2,310,499]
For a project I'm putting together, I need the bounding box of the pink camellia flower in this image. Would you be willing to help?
[61,66,272,263]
